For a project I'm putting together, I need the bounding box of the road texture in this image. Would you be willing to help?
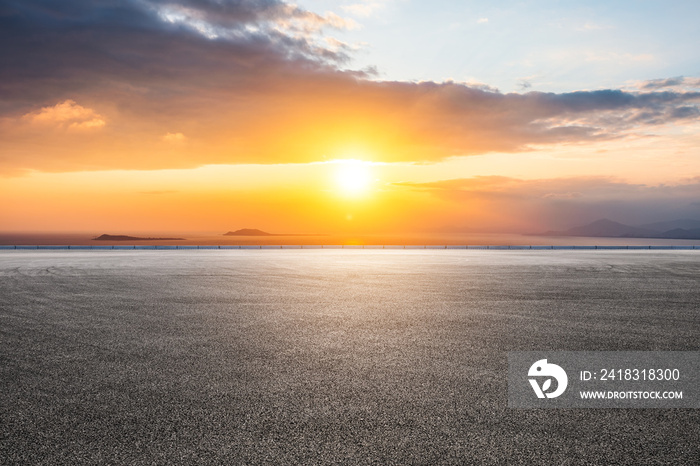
[1,250,698,464]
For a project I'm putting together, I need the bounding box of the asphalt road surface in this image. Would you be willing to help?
[1,250,698,465]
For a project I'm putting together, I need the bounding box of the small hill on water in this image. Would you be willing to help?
[224,229,273,236]
[93,234,185,241]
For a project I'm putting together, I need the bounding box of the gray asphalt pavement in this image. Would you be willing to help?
[1,250,698,465]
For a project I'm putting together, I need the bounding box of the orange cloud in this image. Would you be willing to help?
[1,1,699,175]
[23,100,105,130]
[162,132,186,143]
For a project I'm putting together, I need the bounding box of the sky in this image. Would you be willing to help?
[2,0,700,235]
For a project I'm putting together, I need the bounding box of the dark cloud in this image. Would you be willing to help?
[1,1,700,173]
[150,0,297,24]
[518,80,532,91]
[0,0,350,109]
[642,77,685,90]
[670,106,700,119]
[153,0,353,31]
[641,76,700,90]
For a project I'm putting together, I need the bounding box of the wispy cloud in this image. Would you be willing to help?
[640,76,700,91]
[584,51,655,63]
[162,132,186,143]
[341,1,394,17]
[575,22,608,31]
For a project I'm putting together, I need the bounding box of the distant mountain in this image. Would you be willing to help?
[543,219,657,238]
[541,218,700,239]
[223,229,326,237]
[224,229,273,236]
[657,228,700,239]
[638,219,700,232]
[93,234,185,241]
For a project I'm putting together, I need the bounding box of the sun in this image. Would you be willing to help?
[334,160,372,196]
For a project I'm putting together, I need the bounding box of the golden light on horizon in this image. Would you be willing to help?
[334,160,372,197]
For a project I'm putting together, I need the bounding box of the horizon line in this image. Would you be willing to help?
[2,245,699,251]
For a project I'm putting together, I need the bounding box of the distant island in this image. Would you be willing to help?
[224,229,273,236]
[93,234,185,241]
[540,218,700,240]
[224,229,325,237]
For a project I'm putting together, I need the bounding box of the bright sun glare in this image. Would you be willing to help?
[335,160,372,196]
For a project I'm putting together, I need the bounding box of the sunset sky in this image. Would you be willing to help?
[2,0,700,235]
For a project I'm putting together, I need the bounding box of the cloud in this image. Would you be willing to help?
[477,18,488,24]
[575,22,607,31]
[1,1,700,174]
[641,76,700,91]
[670,106,700,120]
[162,132,186,143]
[150,0,354,30]
[542,191,582,199]
[0,0,354,100]
[584,51,655,63]
[391,176,700,231]
[342,1,392,17]
[23,100,105,130]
